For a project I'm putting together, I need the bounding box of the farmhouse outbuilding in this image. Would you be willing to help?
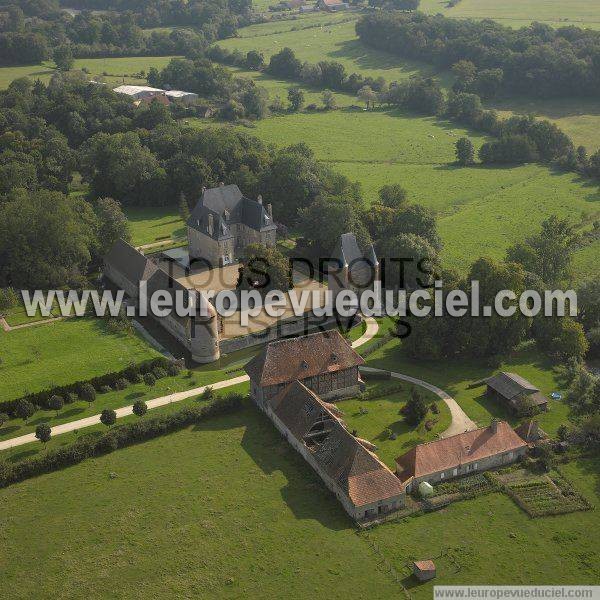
[485,372,548,413]
[316,0,348,11]
[255,377,405,521]
[245,329,365,405]
[395,420,528,491]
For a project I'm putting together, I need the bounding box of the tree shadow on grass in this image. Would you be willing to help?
[59,407,86,419]
[0,425,21,437]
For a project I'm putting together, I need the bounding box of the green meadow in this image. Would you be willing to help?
[420,0,600,29]
[220,12,600,151]
[0,56,180,89]
[0,318,160,402]
[0,397,597,598]
[124,207,186,246]
[194,109,600,276]
[217,18,452,87]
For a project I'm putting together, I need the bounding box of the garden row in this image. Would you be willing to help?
[504,473,593,518]
[1,357,180,419]
[0,393,245,489]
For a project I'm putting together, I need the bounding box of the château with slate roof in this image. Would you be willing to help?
[187,184,277,267]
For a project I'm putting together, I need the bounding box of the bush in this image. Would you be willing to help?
[35,423,52,444]
[0,395,245,488]
[153,367,167,380]
[66,392,78,404]
[166,362,181,377]
[143,373,156,387]
[48,395,64,416]
[113,378,129,391]
[78,383,96,402]
[0,412,9,427]
[99,385,112,394]
[132,400,148,417]
[14,399,35,422]
[100,409,117,427]
[201,386,214,401]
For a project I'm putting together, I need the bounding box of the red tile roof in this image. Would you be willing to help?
[414,560,435,572]
[395,421,527,482]
[244,330,364,387]
[272,381,404,507]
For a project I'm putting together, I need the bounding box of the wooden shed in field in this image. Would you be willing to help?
[413,560,436,582]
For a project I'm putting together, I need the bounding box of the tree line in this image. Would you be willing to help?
[355,11,600,100]
[0,72,365,290]
[0,0,251,66]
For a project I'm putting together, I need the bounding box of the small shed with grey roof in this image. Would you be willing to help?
[485,372,548,414]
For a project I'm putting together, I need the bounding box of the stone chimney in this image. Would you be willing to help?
[208,214,214,236]
[490,419,499,434]
[267,203,273,218]
[257,194,263,204]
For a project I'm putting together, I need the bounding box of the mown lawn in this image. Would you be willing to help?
[365,336,569,437]
[123,206,185,246]
[367,456,600,594]
[0,318,160,402]
[0,403,401,599]
[339,380,451,468]
[0,400,597,598]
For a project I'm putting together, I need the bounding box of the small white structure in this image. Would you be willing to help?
[418,481,434,498]
[112,85,165,101]
[165,90,199,105]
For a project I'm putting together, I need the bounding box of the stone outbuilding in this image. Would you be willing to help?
[395,420,528,492]
[259,379,406,521]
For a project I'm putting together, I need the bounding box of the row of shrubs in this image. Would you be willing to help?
[2,357,182,418]
[0,393,245,489]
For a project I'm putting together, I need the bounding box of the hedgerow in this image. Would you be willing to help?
[0,357,180,418]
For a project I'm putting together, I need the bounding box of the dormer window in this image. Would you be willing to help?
[331,353,338,362]
[223,209,230,221]
[301,360,309,370]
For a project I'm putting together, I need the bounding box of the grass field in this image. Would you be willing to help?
[0,56,179,89]
[220,13,600,151]
[0,400,597,597]
[420,0,600,29]
[217,19,452,87]
[339,381,451,467]
[365,336,568,436]
[195,109,600,276]
[0,318,160,402]
[124,207,185,246]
